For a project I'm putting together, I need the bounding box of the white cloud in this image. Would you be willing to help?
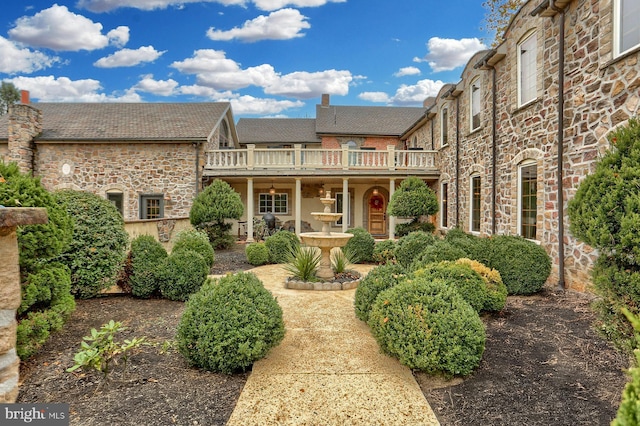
[359,79,445,106]
[8,4,128,52]
[394,66,421,77]
[94,46,165,68]
[358,92,391,103]
[227,95,305,115]
[414,37,486,72]
[207,9,310,42]
[0,36,59,74]
[133,75,179,96]
[253,0,345,11]
[107,26,130,48]
[76,0,341,12]
[7,75,142,102]
[264,69,353,99]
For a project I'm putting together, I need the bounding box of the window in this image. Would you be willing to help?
[219,120,230,149]
[107,192,123,216]
[519,162,538,240]
[259,193,288,214]
[470,175,481,233]
[140,194,164,219]
[470,78,481,131]
[335,192,351,226]
[441,107,449,147]
[441,182,448,228]
[616,0,640,56]
[518,31,537,106]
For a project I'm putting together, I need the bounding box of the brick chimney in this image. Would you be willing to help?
[321,93,330,107]
[8,92,42,174]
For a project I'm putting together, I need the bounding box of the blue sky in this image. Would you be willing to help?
[0,0,491,118]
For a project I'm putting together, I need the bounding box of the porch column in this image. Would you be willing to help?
[342,178,349,232]
[246,178,254,243]
[389,178,396,240]
[295,178,302,236]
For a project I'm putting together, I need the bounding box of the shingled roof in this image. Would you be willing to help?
[0,102,232,141]
[315,104,427,136]
[236,118,320,144]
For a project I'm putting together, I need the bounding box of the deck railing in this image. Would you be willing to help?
[205,144,436,171]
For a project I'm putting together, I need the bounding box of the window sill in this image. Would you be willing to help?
[439,144,449,151]
[601,45,640,70]
[512,98,540,115]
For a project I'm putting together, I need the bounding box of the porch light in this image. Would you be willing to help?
[269,184,276,195]
[373,187,379,196]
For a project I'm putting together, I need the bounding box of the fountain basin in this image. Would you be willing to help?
[310,212,343,223]
[299,232,353,248]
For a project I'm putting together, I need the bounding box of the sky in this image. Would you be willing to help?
[0,0,492,118]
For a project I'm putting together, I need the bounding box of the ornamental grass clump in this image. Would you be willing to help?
[395,231,436,269]
[265,230,300,264]
[245,242,270,266]
[284,246,321,282]
[177,272,285,373]
[129,235,168,298]
[344,227,375,263]
[354,263,407,322]
[158,249,209,301]
[455,258,507,312]
[368,277,485,377]
[172,229,215,267]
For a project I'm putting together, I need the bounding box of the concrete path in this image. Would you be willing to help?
[225,264,440,426]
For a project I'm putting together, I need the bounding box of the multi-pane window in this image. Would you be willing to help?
[518,32,537,106]
[335,192,351,226]
[519,163,538,240]
[470,175,481,233]
[441,107,449,147]
[441,182,448,228]
[617,0,640,55]
[259,193,288,214]
[107,192,123,216]
[219,120,230,148]
[140,194,164,219]
[470,78,481,131]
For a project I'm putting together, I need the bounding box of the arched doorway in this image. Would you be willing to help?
[368,191,386,236]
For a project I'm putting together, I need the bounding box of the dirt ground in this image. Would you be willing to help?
[17,244,631,425]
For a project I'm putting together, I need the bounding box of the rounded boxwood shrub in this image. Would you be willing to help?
[410,240,468,272]
[373,239,397,264]
[444,228,492,265]
[485,235,551,295]
[395,231,436,269]
[368,277,485,377]
[177,272,285,373]
[158,249,209,301]
[354,263,407,322]
[172,229,215,267]
[265,230,300,264]
[412,261,488,313]
[54,190,129,299]
[395,220,436,238]
[455,258,507,312]
[129,235,168,298]
[246,242,270,266]
[344,227,375,263]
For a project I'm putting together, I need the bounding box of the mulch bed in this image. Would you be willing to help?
[17,244,631,425]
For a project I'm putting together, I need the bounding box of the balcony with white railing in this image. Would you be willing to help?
[204,144,437,175]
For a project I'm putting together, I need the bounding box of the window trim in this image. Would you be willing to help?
[469,174,481,234]
[440,182,449,229]
[258,192,289,215]
[518,161,538,240]
[517,30,538,107]
[106,191,124,216]
[615,0,640,57]
[441,106,449,148]
[139,194,164,220]
[470,77,481,132]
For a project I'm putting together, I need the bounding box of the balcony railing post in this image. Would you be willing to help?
[387,145,396,171]
[247,144,255,170]
[294,144,302,170]
[341,144,349,170]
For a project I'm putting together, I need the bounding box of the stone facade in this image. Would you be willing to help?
[403,0,640,291]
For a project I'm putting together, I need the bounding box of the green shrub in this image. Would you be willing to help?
[190,179,244,250]
[129,235,168,298]
[485,235,551,295]
[373,240,397,264]
[388,177,438,219]
[54,190,129,299]
[344,227,375,263]
[410,240,468,272]
[246,242,270,266]
[177,272,285,373]
[456,258,507,312]
[395,231,436,268]
[395,220,436,238]
[265,230,300,264]
[444,229,492,265]
[158,249,209,301]
[368,278,485,377]
[284,246,321,282]
[354,263,407,322]
[412,261,488,312]
[172,229,215,267]
[16,263,75,359]
[612,308,640,426]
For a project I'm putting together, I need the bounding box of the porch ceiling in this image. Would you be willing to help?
[210,170,441,185]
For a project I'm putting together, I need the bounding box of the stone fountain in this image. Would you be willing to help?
[298,190,354,281]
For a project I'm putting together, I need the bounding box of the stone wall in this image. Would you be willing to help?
[7,104,41,174]
[34,142,200,221]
